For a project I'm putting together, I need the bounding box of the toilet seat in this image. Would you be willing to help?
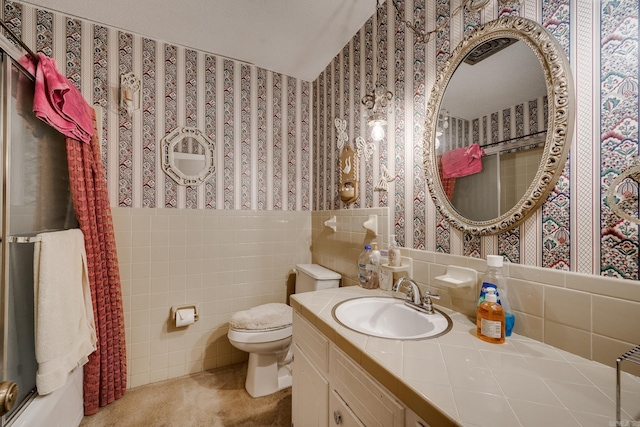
[229,303,292,329]
[228,324,292,343]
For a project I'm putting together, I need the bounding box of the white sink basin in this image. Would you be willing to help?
[332,296,452,340]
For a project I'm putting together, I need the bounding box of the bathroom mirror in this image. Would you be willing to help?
[161,127,215,186]
[423,16,574,235]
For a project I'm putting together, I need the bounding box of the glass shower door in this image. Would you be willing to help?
[0,53,76,425]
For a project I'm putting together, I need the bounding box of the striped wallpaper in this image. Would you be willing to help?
[2,0,312,212]
[314,0,639,280]
[3,0,639,280]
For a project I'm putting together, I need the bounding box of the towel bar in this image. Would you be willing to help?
[7,236,41,243]
[616,344,640,425]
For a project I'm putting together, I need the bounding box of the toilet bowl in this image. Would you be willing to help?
[227,304,293,398]
[227,264,340,398]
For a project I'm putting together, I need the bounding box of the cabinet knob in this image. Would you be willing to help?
[333,410,342,424]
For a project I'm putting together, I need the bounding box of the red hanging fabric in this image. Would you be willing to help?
[65,113,127,415]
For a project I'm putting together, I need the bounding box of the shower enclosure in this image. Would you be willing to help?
[0,42,78,425]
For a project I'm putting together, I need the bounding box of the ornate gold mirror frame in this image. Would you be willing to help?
[423,16,574,235]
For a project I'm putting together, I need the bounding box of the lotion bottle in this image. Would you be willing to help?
[369,242,381,288]
[476,288,505,344]
[358,244,379,289]
[388,235,401,267]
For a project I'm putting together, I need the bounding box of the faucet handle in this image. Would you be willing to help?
[423,291,440,301]
[421,291,440,315]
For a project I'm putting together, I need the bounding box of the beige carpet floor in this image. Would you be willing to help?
[79,362,291,427]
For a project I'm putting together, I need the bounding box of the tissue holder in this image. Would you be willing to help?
[171,305,199,327]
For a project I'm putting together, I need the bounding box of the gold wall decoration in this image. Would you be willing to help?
[340,145,359,204]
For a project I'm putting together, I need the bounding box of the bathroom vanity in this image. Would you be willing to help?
[292,309,426,427]
[291,287,640,427]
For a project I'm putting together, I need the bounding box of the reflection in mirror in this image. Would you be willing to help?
[424,16,574,235]
[161,127,215,186]
[437,39,547,222]
[173,140,206,176]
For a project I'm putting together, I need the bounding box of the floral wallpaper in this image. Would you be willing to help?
[313,0,639,280]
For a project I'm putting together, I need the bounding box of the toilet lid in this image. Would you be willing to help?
[229,303,292,331]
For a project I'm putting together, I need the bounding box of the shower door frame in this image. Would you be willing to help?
[0,35,79,426]
[0,46,37,427]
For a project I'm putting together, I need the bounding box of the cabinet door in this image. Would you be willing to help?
[292,344,329,427]
[329,389,365,427]
[405,407,432,427]
[330,346,404,427]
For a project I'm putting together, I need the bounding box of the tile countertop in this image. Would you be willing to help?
[290,286,640,427]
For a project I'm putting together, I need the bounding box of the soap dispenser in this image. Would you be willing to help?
[478,254,515,336]
[476,288,505,344]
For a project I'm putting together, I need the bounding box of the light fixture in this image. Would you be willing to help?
[361,1,393,142]
[390,0,491,44]
[362,0,492,142]
[120,72,141,115]
[435,110,448,150]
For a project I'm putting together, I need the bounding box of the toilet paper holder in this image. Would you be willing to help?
[171,305,199,324]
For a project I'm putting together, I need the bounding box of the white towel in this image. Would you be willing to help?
[33,229,96,395]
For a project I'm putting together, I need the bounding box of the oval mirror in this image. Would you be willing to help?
[423,16,574,235]
[161,127,215,186]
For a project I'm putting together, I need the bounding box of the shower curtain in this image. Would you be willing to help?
[12,41,127,415]
[66,117,127,415]
[17,51,127,415]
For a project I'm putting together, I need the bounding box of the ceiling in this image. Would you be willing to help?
[19,0,377,82]
[441,41,547,120]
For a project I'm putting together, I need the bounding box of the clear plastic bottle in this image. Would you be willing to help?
[478,255,514,336]
[476,288,505,344]
[358,244,379,289]
[388,235,401,267]
[371,242,381,287]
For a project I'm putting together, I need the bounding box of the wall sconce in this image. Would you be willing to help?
[363,86,392,142]
[390,0,491,44]
[120,72,140,115]
[362,1,393,142]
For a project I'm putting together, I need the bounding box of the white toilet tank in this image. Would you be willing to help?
[295,264,340,294]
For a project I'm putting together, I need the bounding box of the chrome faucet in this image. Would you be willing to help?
[391,277,440,315]
[391,277,422,305]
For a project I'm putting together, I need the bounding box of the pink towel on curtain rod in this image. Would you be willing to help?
[441,143,485,179]
[18,53,93,144]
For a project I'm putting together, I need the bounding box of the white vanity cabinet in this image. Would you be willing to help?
[292,311,430,427]
[292,311,330,427]
[330,345,404,427]
[292,343,329,427]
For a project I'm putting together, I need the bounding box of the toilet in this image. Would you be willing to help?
[227,264,340,397]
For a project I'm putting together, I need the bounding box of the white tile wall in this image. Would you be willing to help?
[112,207,312,388]
[312,208,640,374]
